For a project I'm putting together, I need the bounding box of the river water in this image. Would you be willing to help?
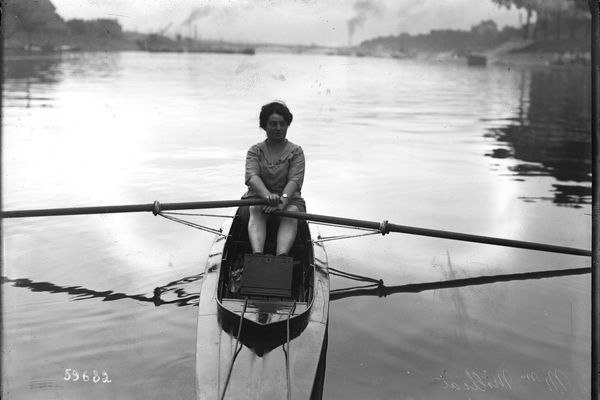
[2,51,591,399]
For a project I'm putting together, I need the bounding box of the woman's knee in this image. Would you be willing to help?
[249,205,266,219]
[278,205,299,226]
[284,204,300,212]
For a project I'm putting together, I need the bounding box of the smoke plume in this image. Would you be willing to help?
[347,0,383,46]
[182,6,213,26]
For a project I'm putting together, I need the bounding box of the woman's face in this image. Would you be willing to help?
[265,113,289,142]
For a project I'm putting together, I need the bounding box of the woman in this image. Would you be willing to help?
[243,101,306,256]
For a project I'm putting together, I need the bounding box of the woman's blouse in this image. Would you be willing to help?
[244,139,305,198]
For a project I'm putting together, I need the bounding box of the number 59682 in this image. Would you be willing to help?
[64,368,112,383]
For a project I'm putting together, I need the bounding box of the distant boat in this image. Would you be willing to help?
[466,53,487,66]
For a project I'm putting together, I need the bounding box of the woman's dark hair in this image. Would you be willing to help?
[259,101,293,130]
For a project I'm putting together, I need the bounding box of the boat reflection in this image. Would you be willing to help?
[217,303,311,356]
[486,68,591,207]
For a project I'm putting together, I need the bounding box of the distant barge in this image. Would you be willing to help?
[136,36,255,55]
[466,53,487,66]
[143,47,255,55]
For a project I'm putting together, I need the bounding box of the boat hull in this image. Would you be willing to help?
[196,211,329,400]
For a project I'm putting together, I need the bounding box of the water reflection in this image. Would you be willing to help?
[3,56,63,83]
[3,56,63,108]
[486,68,591,207]
[3,54,124,109]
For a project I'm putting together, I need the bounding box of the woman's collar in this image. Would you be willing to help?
[260,139,291,153]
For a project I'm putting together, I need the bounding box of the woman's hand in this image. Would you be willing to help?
[263,193,290,214]
[277,194,290,211]
[262,193,281,213]
[264,193,280,206]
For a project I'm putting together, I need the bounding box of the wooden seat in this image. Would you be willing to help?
[240,254,293,298]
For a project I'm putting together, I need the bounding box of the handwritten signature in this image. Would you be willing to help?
[436,369,512,393]
[435,368,569,394]
[520,369,570,393]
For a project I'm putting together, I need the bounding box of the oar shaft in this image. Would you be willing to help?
[273,210,592,257]
[1,199,269,218]
[386,221,591,257]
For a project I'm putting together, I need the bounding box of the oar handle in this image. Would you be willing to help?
[1,198,269,218]
[272,210,592,257]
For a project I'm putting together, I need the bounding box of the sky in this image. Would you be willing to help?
[50,0,525,46]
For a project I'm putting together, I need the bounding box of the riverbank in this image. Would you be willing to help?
[488,37,591,67]
[3,35,591,69]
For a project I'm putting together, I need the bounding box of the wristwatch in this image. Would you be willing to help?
[282,194,289,199]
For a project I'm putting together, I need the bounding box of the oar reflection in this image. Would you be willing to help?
[2,267,590,307]
[330,267,591,301]
[1,274,203,307]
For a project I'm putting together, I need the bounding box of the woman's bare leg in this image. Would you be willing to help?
[276,205,299,256]
[248,205,268,253]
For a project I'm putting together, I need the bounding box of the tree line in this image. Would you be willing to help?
[4,0,124,49]
[361,22,525,54]
[360,0,591,54]
[491,0,590,40]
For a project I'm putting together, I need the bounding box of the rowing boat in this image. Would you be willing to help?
[196,206,330,400]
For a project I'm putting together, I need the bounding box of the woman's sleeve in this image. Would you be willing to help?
[287,146,305,190]
[245,145,260,185]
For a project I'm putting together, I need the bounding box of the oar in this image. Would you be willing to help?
[272,210,592,257]
[2,200,591,256]
[1,198,269,218]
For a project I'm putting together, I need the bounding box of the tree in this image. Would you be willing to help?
[66,19,88,36]
[490,0,590,40]
[490,0,535,38]
[471,20,500,46]
[4,0,67,46]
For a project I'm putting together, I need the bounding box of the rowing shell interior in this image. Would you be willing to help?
[196,207,330,400]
